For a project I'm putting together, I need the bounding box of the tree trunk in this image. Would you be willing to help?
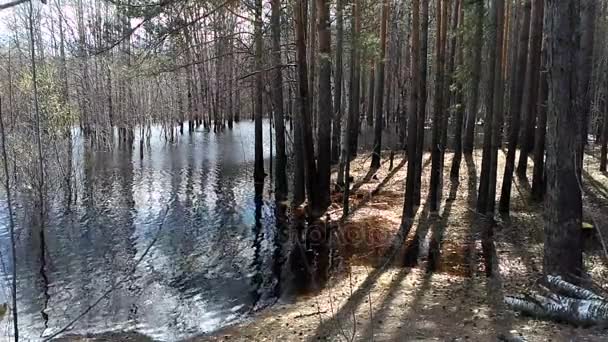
[429,0,446,212]
[487,0,505,215]
[601,105,608,171]
[342,0,360,217]
[371,0,389,169]
[332,0,344,165]
[477,0,503,215]
[295,0,320,214]
[367,65,375,127]
[499,0,531,213]
[404,0,421,220]
[543,0,583,283]
[531,56,548,202]
[450,1,465,179]
[271,0,288,201]
[415,0,430,205]
[463,0,484,154]
[315,0,333,213]
[254,0,265,196]
[349,5,362,158]
[577,0,596,150]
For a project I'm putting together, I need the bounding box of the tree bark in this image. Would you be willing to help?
[499,0,531,213]
[450,1,465,179]
[463,0,484,154]
[576,0,596,150]
[295,0,319,214]
[367,65,375,127]
[371,0,389,170]
[332,0,344,165]
[477,0,502,214]
[271,0,288,201]
[404,0,421,220]
[315,0,333,213]
[349,3,362,158]
[543,0,583,282]
[253,0,265,196]
[516,0,544,179]
[531,35,549,202]
[429,0,446,212]
[415,0,429,205]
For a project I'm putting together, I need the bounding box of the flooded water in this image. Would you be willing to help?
[0,121,287,341]
[0,118,466,341]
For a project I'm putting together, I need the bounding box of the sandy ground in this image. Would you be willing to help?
[62,148,608,342]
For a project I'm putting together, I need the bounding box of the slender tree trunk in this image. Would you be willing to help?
[0,98,18,341]
[371,0,389,169]
[414,0,429,205]
[332,0,344,165]
[309,0,317,135]
[404,0,421,220]
[271,0,288,201]
[450,1,465,179]
[531,46,548,201]
[295,0,319,214]
[601,109,608,171]
[499,0,531,213]
[429,0,446,212]
[315,0,333,213]
[342,0,360,217]
[463,0,484,154]
[576,0,596,170]
[486,0,505,215]
[515,0,544,179]
[254,0,265,195]
[349,5,362,157]
[543,0,582,283]
[367,65,375,127]
[477,0,502,214]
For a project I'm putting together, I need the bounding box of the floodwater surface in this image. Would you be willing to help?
[0,122,283,341]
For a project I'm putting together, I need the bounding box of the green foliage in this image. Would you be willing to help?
[18,65,76,135]
[358,31,380,63]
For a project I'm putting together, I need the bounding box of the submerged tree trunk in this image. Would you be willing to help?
[543,0,582,282]
[253,0,265,196]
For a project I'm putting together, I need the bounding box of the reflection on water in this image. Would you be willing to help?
[0,120,479,340]
[0,121,286,341]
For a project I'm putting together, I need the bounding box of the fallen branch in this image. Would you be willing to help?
[294,310,328,319]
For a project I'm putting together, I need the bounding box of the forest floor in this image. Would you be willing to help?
[62,148,608,342]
